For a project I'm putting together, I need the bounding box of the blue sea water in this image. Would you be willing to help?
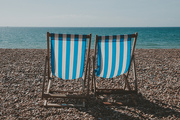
[0,27,180,49]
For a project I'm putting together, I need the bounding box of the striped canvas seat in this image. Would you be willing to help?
[96,35,131,78]
[51,34,87,80]
[42,32,91,107]
[91,33,138,102]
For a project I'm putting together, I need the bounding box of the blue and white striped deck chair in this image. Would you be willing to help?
[92,32,138,97]
[42,32,91,107]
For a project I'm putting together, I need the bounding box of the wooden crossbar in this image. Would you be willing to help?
[43,93,87,99]
[49,90,82,94]
[131,34,137,38]
[47,32,91,39]
[96,89,137,95]
[45,103,84,108]
[103,102,135,106]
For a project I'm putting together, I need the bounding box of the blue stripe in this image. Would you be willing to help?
[79,35,87,78]
[65,34,71,79]
[109,36,117,78]
[58,34,63,78]
[124,35,131,73]
[103,36,109,78]
[97,38,101,76]
[51,33,55,76]
[95,35,133,78]
[117,35,124,75]
[72,35,79,79]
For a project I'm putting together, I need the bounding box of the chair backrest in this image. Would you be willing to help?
[50,33,90,80]
[95,34,136,78]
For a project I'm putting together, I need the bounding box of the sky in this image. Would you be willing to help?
[0,0,180,27]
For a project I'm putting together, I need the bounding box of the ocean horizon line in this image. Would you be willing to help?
[1,26,180,28]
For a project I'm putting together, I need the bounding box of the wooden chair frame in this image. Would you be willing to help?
[42,32,91,107]
[91,32,138,100]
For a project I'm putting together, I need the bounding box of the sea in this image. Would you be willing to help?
[0,27,180,49]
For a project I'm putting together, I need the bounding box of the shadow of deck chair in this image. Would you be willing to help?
[91,32,138,104]
[42,32,91,107]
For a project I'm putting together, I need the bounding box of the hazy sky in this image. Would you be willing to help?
[0,0,180,27]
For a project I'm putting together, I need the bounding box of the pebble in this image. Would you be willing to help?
[0,49,179,119]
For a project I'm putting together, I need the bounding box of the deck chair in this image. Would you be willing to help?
[42,32,91,107]
[91,32,138,103]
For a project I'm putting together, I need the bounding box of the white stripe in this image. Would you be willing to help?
[62,34,67,79]
[54,34,59,77]
[106,36,113,78]
[99,36,105,77]
[76,35,83,78]
[69,35,74,79]
[113,35,120,77]
[121,35,128,74]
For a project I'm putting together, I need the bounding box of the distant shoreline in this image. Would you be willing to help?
[1,26,180,28]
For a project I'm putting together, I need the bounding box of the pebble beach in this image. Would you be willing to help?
[0,49,179,119]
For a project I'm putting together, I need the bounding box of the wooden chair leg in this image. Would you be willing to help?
[91,56,95,92]
[93,74,96,96]
[87,58,90,96]
[91,74,94,92]
[123,74,131,91]
[123,80,126,90]
[132,57,137,92]
[44,79,51,106]
[42,76,46,99]
[42,56,48,99]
